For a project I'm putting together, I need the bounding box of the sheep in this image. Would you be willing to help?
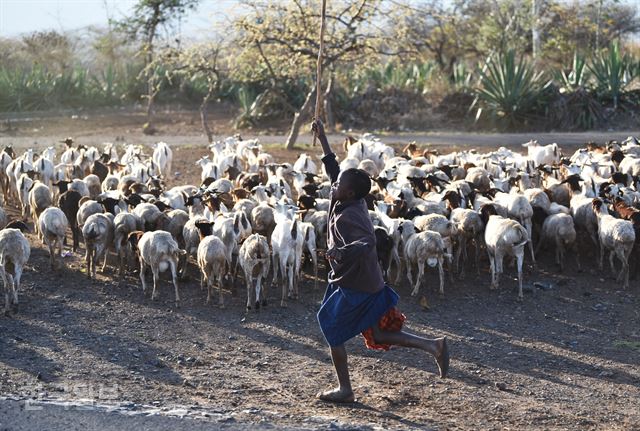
[449,207,484,278]
[84,174,102,198]
[251,203,276,239]
[152,141,173,179]
[503,193,536,266]
[38,207,69,269]
[132,202,163,231]
[131,230,186,306]
[404,230,449,297]
[413,214,456,277]
[465,167,491,193]
[592,198,635,289]
[57,190,82,252]
[238,233,271,310]
[197,234,228,306]
[77,199,104,228]
[69,178,90,198]
[82,213,114,279]
[113,212,143,281]
[565,175,600,263]
[28,181,52,239]
[480,204,529,300]
[165,209,190,246]
[0,222,30,314]
[102,174,120,192]
[535,213,578,271]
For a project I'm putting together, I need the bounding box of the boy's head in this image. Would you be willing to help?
[333,168,371,201]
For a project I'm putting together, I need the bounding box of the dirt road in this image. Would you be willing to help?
[0,113,639,430]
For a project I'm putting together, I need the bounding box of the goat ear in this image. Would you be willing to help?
[291,220,298,240]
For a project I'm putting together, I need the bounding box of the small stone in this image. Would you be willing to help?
[495,382,507,391]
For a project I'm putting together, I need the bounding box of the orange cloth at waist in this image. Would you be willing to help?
[361,306,406,351]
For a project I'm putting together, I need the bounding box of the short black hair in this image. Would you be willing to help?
[342,168,371,199]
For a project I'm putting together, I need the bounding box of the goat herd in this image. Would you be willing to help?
[0,134,639,315]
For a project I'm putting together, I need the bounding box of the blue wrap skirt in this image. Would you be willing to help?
[317,283,399,347]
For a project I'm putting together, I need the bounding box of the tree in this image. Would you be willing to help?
[541,0,640,66]
[232,0,382,149]
[383,0,474,78]
[113,0,200,131]
[21,31,75,72]
[163,42,223,142]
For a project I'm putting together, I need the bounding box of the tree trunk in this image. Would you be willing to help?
[200,88,214,143]
[285,88,316,150]
[531,0,540,68]
[323,77,335,132]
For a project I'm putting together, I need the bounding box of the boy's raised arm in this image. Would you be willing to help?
[312,120,340,183]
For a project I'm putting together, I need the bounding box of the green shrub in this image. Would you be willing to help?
[588,42,633,109]
[473,50,552,129]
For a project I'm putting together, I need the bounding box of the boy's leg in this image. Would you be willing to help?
[317,345,355,403]
[371,325,449,378]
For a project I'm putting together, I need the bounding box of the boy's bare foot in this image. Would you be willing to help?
[317,387,355,403]
[435,336,449,378]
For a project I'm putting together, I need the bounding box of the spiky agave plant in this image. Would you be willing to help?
[473,50,551,129]
[554,52,591,92]
[588,42,632,110]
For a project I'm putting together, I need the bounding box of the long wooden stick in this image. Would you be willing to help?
[312,0,327,146]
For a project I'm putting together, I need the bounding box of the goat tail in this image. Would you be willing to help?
[85,224,100,240]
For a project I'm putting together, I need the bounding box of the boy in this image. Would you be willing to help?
[312,120,449,404]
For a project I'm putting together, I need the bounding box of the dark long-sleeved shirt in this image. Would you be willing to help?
[322,153,384,294]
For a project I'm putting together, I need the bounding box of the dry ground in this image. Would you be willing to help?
[0,112,639,430]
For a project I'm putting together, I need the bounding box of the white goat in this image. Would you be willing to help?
[0,225,30,313]
[39,207,69,270]
[17,173,33,220]
[271,205,303,306]
[152,141,173,179]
